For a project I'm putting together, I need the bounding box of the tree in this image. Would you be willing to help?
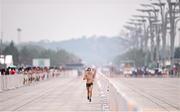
[18,45,81,67]
[174,47,180,58]
[113,48,151,67]
[3,41,19,65]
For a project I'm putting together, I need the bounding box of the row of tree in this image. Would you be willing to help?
[113,48,150,67]
[114,47,180,67]
[2,41,81,67]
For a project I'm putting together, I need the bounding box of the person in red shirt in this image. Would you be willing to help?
[10,69,16,75]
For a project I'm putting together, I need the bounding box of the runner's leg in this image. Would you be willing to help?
[89,85,93,102]
[87,86,90,100]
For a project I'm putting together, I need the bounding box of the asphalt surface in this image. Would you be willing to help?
[0,74,127,112]
[0,75,104,112]
[109,77,180,112]
[1,73,178,112]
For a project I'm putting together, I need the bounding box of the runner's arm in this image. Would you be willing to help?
[93,70,96,79]
[83,74,87,80]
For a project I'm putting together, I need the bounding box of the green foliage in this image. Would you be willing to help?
[3,41,19,65]
[174,47,180,58]
[3,41,81,66]
[113,48,151,67]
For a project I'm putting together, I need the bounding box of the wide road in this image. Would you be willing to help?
[0,75,105,111]
[109,77,180,112]
[0,73,133,112]
[2,72,177,112]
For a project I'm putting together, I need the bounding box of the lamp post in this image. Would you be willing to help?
[133,15,150,51]
[133,16,150,66]
[0,37,2,56]
[140,4,161,67]
[126,21,142,49]
[179,28,180,47]
[151,1,168,67]
[177,0,180,14]
[123,25,137,49]
[167,0,178,69]
[132,18,147,50]
[137,9,156,62]
[17,28,22,44]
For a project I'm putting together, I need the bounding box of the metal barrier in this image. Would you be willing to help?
[0,70,78,92]
[0,75,24,91]
[0,76,2,91]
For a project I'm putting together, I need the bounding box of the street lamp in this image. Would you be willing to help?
[126,21,143,49]
[137,9,156,62]
[17,28,22,44]
[0,38,2,55]
[179,28,180,47]
[140,4,160,14]
[151,1,168,67]
[178,0,180,13]
[167,0,179,69]
[140,4,161,66]
[131,17,151,66]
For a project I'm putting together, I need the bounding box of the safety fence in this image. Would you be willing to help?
[0,70,78,92]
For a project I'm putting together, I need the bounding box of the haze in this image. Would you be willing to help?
[0,0,150,42]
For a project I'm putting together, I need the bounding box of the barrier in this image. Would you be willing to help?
[0,75,24,90]
[63,70,78,77]
[0,70,78,92]
[0,76,2,91]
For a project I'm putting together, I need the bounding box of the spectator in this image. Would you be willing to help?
[10,69,16,75]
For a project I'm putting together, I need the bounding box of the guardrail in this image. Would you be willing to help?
[0,75,24,91]
[0,70,78,92]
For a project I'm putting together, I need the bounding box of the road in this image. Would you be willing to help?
[0,75,105,111]
[1,73,179,112]
[109,77,180,112]
[0,74,129,112]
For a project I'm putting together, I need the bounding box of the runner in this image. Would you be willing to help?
[91,67,96,79]
[83,67,96,102]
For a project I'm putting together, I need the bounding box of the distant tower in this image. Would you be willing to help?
[17,28,22,44]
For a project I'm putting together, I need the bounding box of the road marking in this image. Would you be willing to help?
[97,80,110,112]
[98,71,142,112]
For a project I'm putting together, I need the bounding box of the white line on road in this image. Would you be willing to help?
[98,70,142,112]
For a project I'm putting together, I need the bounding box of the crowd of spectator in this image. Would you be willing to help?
[103,64,180,78]
[0,66,63,85]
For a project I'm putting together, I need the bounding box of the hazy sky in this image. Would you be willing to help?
[1,0,150,42]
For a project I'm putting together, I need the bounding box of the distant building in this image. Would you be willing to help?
[65,63,85,70]
[32,58,50,67]
[65,63,85,76]
[0,55,13,68]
